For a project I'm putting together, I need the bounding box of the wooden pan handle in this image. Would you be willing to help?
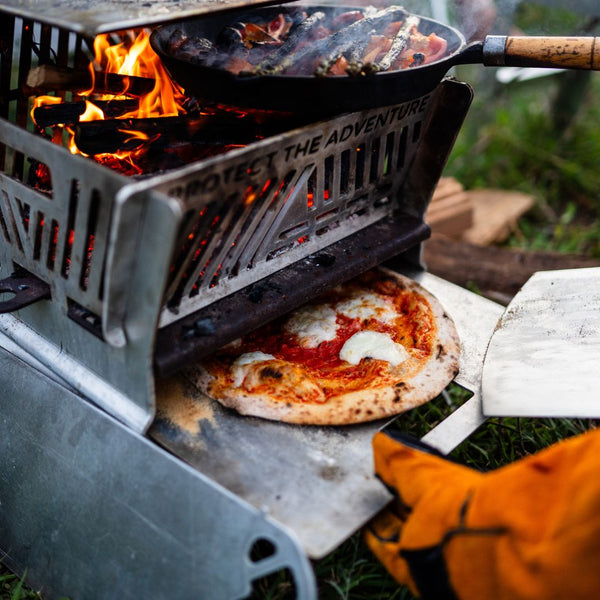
[483,35,600,70]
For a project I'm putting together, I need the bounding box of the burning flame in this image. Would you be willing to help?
[32,29,187,169]
[90,30,184,118]
[80,101,105,121]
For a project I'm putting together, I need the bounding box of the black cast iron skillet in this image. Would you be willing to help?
[150,4,600,115]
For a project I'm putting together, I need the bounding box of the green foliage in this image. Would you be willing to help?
[0,567,41,600]
[514,4,591,35]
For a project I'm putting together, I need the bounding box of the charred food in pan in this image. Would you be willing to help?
[164,6,449,78]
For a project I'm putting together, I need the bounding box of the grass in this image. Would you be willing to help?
[0,567,41,600]
[447,71,600,257]
[3,5,600,599]
[447,1,600,258]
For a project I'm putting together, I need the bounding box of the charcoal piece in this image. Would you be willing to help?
[215,25,245,51]
[172,36,217,65]
[166,28,187,53]
[341,28,376,76]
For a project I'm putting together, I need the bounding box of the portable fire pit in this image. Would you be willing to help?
[0,2,505,598]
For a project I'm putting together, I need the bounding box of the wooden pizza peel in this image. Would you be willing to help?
[481,267,600,417]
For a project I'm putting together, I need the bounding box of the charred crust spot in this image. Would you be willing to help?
[366,409,373,416]
[394,382,407,389]
[260,367,283,380]
[380,275,398,284]
[436,344,445,359]
[355,408,362,414]
[319,465,344,482]
[393,394,401,403]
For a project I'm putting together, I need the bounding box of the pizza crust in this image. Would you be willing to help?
[187,268,460,425]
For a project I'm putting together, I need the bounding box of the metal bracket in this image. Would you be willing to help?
[0,270,50,313]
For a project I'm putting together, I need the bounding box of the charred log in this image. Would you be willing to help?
[314,6,406,77]
[32,99,140,127]
[253,6,405,77]
[24,64,155,97]
[344,32,377,76]
[73,115,263,155]
[253,11,327,74]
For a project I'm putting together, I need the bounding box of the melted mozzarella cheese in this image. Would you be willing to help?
[339,331,409,366]
[284,304,338,348]
[336,292,397,324]
[231,351,276,387]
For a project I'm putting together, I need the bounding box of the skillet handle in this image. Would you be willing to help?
[483,35,600,70]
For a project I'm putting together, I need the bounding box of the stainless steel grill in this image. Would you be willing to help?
[0,3,503,599]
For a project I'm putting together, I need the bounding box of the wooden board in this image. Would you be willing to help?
[426,178,473,238]
[426,179,535,245]
[462,189,535,246]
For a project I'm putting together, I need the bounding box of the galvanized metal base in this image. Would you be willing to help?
[0,346,316,600]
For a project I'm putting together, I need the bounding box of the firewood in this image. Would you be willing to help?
[461,189,535,246]
[23,64,155,97]
[33,99,140,127]
[73,115,261,155]
[424,234,600,304]
[427,177,473,238]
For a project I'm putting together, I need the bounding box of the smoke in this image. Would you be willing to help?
[453,0,497,41]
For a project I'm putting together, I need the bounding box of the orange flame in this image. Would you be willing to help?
[91,30,185,118]
[32,95,62,109]
[33,29,187,165]
[81,101,105,121]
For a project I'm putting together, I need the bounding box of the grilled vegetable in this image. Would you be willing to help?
[165,6,449,79]
[253,11,327,75]
[373,15,420,72]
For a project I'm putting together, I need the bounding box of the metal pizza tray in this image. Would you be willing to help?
[482,267,600,418]
[149,269,504,559]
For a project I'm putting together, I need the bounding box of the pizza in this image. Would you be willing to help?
[186,267,460,425]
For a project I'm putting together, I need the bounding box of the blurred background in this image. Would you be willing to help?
[442,0,600,260]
